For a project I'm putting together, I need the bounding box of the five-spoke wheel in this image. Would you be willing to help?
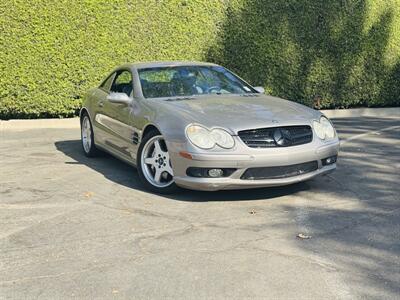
[138,131,178,193]
[80,113,98,157]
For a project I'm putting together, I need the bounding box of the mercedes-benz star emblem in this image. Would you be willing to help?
[273,128,292,146]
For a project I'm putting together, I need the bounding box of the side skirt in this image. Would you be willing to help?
[96,144,137,168]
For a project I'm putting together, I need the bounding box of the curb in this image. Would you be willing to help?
[321,107,399,119]
[0,118,80,131]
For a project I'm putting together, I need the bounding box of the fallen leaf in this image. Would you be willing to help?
[297,233,312,239]
[84,191,94,198]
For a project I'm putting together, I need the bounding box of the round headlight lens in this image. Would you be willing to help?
[210,128,235,149]
[186,125,235,149]
[186,125,214,149]
[320,117,335,139]
[313,116,335,140]
[313,120,325,140]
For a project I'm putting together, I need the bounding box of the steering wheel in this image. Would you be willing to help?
[206,86,222,94]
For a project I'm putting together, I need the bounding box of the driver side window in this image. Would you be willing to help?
[100,73,115,92]
[110,70,133,96]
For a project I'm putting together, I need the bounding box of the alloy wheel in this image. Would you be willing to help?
[81,116,92,154]
[140,135,174,188]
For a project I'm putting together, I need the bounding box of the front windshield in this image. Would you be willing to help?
[138,65,257,98]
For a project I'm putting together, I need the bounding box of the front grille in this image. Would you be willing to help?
[241,161,318,180]
[238,125,312,148]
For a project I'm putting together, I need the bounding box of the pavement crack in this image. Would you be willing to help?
[326,174,364,200]
[91,201,190,224]
[0,263,111,285]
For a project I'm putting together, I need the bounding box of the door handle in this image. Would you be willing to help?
[98,101,104,107]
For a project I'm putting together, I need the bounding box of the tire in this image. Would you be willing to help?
[80,113,99,157]
[137,130,178,194]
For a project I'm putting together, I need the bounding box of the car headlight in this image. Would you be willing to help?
[186,125,235,149]
[313,116,336,140]
[210,128,235,149]
[186,125,215,149]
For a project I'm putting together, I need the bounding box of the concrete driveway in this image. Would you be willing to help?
[0,116,399,299]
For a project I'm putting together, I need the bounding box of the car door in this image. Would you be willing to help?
[96,69,137,161]
[92,72,116,146]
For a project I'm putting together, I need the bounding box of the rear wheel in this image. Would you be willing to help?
[137,131,178,194]
[80,114,99,157]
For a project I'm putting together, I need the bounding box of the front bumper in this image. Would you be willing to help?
[169,139,340,191]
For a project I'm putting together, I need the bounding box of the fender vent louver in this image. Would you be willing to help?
[132,132,139,144]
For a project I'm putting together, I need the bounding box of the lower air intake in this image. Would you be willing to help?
[241,161,318,180]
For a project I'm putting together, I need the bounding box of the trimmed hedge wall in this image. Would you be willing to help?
[208,0,400,109]
[1,0,399,119]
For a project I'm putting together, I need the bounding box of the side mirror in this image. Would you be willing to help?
[254,86,265,94]
[107,92,132,105]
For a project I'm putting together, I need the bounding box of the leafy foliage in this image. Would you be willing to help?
[208,0,400,109]
[1,0,399,119]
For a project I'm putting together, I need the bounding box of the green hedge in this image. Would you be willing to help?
[1,0,399,119]
[208,0,400,109]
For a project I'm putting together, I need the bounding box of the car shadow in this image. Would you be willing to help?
[54,140,310,202]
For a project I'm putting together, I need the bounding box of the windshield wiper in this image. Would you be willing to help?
[240,93,260,97]
[165,96,196,101]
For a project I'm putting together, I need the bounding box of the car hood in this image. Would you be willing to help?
[149,94,321,134]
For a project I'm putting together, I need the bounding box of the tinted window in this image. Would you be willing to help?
[138,66,256,98]
[110,70,133,96]
[100,73,115,92]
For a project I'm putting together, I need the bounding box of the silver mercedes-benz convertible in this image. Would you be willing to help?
[80,61,339,193]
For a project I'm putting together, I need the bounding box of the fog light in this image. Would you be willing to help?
[208,168,224,177]
[186,167,236,178]
[322,155,337,166]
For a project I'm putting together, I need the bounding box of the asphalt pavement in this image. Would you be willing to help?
[0,116,399,299]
